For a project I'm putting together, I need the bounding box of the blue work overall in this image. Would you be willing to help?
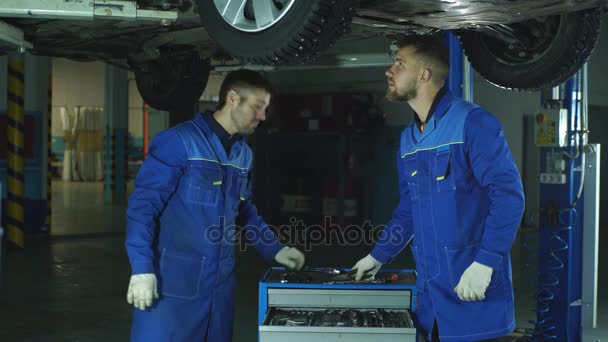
[126,113,283,341]
[371,92,525,341]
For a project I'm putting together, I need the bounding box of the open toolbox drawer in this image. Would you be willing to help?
[258,268,418,342]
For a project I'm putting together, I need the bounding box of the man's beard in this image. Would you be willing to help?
[231,108,255,135]
[240,125,255,135]
[386,86,417,102]
[235,118,257,135]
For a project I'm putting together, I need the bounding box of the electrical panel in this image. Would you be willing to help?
[534,108,568,147]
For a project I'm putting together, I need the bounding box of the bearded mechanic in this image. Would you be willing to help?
[125,69,305,341]
[352,35,525,341]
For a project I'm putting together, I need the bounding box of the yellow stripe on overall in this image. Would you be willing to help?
[7,59,25,247]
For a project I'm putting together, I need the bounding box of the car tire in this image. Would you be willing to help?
[134,53,210,111]
[459,8,601,91]
[197,0,354,65]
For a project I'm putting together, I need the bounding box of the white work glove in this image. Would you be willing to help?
[127,273,159,310]
[454,261,493,302]
[352,254,382,281]
[274,246,305,271]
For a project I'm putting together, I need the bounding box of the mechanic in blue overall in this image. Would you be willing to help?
[125,69,305,341]
[352,35,525,342]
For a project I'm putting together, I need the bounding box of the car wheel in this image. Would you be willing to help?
[197,0,354,65]
[459,8,601,91]
[134,52,210,111]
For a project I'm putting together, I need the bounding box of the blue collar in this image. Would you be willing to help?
[201,111,239,155]
[194,112,244,162]
[414,87,448,128]
[412,88,455,143]
[432,88,454,120]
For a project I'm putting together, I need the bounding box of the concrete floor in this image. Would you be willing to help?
[50,181,127,236]
[0,180,606,341]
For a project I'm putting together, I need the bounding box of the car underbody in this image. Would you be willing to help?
[1,0,605,109]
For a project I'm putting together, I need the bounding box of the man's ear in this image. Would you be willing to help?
[227,89,240,106]
[420,68,432,83]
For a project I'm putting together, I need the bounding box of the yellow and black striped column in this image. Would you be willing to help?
[104,125,111,204]
[7,58,25,247]
[45,73,52,234]
[103,64,128,205]
[110,129,116,203]
[124,129,128,197]
[106,128,128,204]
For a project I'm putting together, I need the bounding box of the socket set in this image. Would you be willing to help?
[258,268,418,342]
[267,308,415,328]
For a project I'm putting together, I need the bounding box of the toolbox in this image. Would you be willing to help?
[258,267,418,342]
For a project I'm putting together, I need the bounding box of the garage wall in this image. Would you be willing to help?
[587,13,608,107]
[50,59,148,158]
[51,58,103,157]
[127,75,144,147]
[266,65,412,127]
[52,59,105,112]
[200,73,226,102]
[588,105,608,228]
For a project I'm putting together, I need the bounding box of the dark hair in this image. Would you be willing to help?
[396,35,450,84]
[217,69,274,109]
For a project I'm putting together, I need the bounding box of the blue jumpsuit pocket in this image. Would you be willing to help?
[403,155,418,200]
[159,249,206,300]
[185,163,222,206]
[445,245,503,291]
[411,245,426,291]
[434,151,456,193]
[237,171,251,201]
